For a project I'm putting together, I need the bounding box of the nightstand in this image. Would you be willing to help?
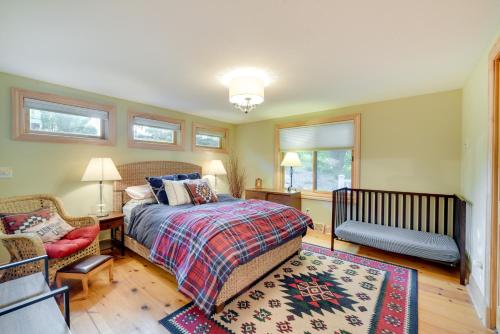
[245,188,301,210]
[98,212,125,256]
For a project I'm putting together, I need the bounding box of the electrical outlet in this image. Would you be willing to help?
[0,167,13,179]
[305,208,311,215]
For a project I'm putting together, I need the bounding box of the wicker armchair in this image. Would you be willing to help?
[0,194,99,284]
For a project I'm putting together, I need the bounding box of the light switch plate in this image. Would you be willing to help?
[0,167,13,178]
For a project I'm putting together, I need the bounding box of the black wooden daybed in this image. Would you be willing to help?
[331,188,467,285]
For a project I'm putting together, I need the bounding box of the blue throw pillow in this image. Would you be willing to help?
[175,172,201,180]
[145,174,176,204]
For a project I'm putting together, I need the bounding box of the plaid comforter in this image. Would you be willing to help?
[149,199,313,314]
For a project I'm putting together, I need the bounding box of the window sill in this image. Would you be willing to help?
[13,132,114,146]
[128,140,185,151]
[192,146,228,154]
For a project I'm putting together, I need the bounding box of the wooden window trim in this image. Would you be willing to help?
[487,36,500,330]
[11,87,116,145]
[192,122,229,154]
[274,113,361,201]
[128,110,185,151]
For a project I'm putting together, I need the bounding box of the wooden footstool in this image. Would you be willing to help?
[56,255,113,300]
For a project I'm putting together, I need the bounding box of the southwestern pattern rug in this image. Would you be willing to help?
[160,243,418,334]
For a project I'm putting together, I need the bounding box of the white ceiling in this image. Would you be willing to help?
[1,1,500,124]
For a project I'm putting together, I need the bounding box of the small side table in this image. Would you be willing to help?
[98,212,125,256]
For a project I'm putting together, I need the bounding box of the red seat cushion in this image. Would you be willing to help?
[44,225,100,259]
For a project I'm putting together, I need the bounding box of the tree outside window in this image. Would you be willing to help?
[284,149,352,192]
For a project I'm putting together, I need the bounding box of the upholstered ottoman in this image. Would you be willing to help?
[56,255,113,300]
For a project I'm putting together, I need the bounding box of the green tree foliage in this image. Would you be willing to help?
[30,109,100,136]
[133,125,174,143]
[285,150,352,191]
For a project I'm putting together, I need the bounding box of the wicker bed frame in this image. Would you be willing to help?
[113,161,302,312]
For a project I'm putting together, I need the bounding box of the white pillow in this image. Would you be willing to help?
[125,184,154,200]
[163,180,192,206]
[125,198,157,206]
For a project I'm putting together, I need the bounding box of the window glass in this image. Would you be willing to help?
[29,109,103,138]
[133,124,174,143]
[284,151,313,190]
[316,150,352,191]
[195,134,221,148]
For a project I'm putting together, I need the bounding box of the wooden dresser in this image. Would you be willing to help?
[245,188,301,210]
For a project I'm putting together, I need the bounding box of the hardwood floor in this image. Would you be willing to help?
[68,230,490,334]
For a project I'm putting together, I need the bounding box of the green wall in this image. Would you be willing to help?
[0,72,235,215]
[235,90,463,231]
[460,26,500,323]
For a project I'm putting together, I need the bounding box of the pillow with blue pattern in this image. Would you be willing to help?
[145,172,201,204]
[145,174,175,204]
[176,172,201,181]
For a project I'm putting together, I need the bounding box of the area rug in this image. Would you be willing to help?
[160,243,418,334]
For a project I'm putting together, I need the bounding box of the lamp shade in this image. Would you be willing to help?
[206,159,227,175]
[81,158,122,182]
[229,76,265,106]
[281,152,302,167]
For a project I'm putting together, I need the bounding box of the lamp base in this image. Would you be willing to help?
[94,203,109,217]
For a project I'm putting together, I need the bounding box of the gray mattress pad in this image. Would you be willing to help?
[335,220,460,263]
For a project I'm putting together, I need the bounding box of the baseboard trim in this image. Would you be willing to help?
[467,274,488,326]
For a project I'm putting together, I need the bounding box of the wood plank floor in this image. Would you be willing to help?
[68,230,490,334]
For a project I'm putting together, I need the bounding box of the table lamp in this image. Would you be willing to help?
[206,159,227,192]
[281,152,302,192]
[81,158,122,217]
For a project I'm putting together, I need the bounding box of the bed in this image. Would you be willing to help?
[113,161,311,314]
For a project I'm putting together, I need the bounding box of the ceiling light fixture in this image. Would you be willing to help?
[220,67,272,114]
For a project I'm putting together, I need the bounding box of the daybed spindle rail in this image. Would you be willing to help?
[332,187,467,285]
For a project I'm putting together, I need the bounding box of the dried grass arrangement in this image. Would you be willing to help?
[225,152,246,198]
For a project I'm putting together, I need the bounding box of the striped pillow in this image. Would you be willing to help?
[1,208,51,234]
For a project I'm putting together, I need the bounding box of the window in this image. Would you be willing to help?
[276,115,360,200]
[316,149,352,191]
[196,133,221,148]
[284,151,313,190]
[283,150,353,192]
[12,88,116,145]
[134,123,174,143]
[192,123,228,153]
[128,111,185,150]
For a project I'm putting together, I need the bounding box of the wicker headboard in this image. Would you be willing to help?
[113,161,202,211]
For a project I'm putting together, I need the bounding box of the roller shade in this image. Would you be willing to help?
[196,128,225,138]
[133,116,181,131]
[24,98,109,120]
[280,120,354,151]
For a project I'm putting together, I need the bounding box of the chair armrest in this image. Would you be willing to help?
[0,233,46,259]
[63,215,99,229]
[0,233,48,283]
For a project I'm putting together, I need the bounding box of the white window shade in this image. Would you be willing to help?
[133,116,181,130]
[24,98,109,119]
[279,121,354,151]
[196,128,225,138]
